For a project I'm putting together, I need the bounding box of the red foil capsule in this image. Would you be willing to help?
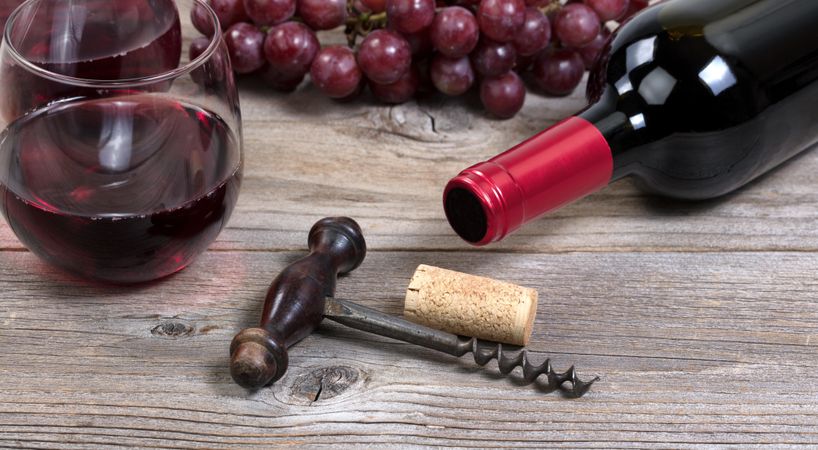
[443,116,612,246]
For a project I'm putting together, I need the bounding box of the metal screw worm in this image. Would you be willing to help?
[464,338,597,397]
[323,297,598,397]
[230,217,598,397]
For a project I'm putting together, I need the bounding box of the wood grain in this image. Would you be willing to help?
[225,81,818,254]
[1,78,817,254]
[2,20,818,446]
[1,249,818,448]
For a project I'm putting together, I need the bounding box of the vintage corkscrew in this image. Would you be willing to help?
[229,217,598,397]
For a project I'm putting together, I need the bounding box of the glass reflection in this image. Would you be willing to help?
[698,55,737,96]
[615,75,634,95]
[638,67,677,105]
[629,113,646,130]
[626,36,657,72]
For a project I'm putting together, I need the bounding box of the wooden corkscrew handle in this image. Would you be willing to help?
[229,217,367,389]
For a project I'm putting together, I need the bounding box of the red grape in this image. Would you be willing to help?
[414,58,436,93]
[622,0,648,20]
[512,7,550,56]
[477,0,526,43]
[191,3,216,37]
[515,53,535,72]
[480,71,525,119]
[357,29,412,84]
[189,37,212,85]
[196,0,615,118]
[353,0,372,13]
[193,54,229,88]
[189,36,211,61]
[336,80,367,102]
[430,54,475,96]
[554,3,600,48]
[298,0,348,30]
[370,67,420,103]
[471,39,516,77]
[310,46,363,98]
[387,0,436,34]
[402,29,434,56]
[362,0,387,13]
[263,22,319,79]
[262,66,305,91]
[585,0,629,21]
[243,0,295,26]
[532,48,585,96]
[224,22,266,74]
[211,0,250,29]
[430,7,479,59]
[578,28,611,69]
[545,9,558,27]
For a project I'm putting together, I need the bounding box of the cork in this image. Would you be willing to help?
[403,264,538,346]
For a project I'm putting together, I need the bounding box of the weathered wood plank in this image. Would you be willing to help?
[230,81,818,253]
[0,81,816,253]
[2,4,816,444]
[1,250,817,447]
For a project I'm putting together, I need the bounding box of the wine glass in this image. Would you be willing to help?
[0,0,243,283]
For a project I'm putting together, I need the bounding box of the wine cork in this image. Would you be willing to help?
[403,264,538,346]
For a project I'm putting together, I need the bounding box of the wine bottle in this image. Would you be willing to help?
[444,0,818,245]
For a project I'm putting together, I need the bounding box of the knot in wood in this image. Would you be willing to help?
[151,321,194,338]
[291,366,361,403]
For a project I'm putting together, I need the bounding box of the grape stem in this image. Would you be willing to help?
[345,10,388,47]
[538,0,562,15]
[342,0,561,48]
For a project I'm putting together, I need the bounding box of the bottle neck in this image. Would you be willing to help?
[578,93,639,181]
[444,115,615,246]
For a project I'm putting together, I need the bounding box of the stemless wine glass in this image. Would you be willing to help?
[0,0,243,283]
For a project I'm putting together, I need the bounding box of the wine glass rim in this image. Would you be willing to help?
[3,0,223,88]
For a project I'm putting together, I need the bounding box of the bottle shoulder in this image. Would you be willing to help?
[583,0,818,199]
[589,0,818,125]
[589,9,762,130]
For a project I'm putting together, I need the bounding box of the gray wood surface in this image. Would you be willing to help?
[2,73,818,448]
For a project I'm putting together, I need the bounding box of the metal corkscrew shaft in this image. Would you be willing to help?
[230,217,596,397]
[324,298,598,397]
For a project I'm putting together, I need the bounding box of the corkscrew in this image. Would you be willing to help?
[230,217,597,397]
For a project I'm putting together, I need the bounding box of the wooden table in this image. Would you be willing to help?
[2,75,817,448]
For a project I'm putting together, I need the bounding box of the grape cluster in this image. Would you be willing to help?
[191,0,649,119]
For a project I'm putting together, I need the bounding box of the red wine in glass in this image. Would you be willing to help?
[1,0,182,122]
[0,95,242,283]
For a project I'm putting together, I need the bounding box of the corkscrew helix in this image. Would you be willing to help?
[466,338,596,396]
[230,217,597,397]
[323,296,598,397]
